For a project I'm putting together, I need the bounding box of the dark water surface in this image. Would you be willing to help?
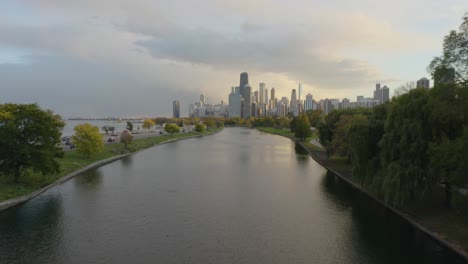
[0,128,465,264]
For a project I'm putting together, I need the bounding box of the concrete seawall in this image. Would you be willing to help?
[295,141,468,261]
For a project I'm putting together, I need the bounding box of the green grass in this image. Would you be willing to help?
[0,128,222,202]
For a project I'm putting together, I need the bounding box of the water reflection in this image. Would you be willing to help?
[74,168,103,190]
[0,193,63,264]
[321,170,466,264]
[294,143,310,166]
[121,156,133,167]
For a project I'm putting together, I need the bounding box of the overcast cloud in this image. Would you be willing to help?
[0,0,466,117]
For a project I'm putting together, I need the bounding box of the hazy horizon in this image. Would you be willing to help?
[1,0,466,117]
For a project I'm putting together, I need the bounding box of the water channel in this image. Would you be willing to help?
[0,127,465,263]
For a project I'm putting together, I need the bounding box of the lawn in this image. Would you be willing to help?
[0,128,222,202]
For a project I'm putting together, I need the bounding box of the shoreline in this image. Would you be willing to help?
[0,128,223,211]
[257,127,468,261]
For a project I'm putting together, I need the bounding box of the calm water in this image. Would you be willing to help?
[0,128,465,264]
[62,120,133,137]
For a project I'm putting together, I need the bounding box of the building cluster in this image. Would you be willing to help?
[173,72,436,118]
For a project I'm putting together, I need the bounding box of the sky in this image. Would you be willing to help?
[0,0,466,117]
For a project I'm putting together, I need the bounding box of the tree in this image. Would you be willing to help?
[108,126,115,134]
[294,113,312,141]
[120,129,133,150]
[428,13,468,87]
[72,123,104,158]
[0,103,65,182]
[194,124,205,133]
[164,124,180,135]
[142,119,155,130]
[306,109,323,127]
[126,121,133,132]
[331,115,353,157]
[102,125,110,134]
[205,119,215,130]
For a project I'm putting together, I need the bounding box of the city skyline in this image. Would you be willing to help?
[0,1,466,117]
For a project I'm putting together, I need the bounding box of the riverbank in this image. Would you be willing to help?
[256,126,468,260]
[0,128,223,209]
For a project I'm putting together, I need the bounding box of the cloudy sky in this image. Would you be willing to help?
[0,1,466,117]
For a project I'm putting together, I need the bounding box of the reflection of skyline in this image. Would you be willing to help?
[0,193,64,264]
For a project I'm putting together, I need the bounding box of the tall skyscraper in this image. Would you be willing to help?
[173,100,180,118]
[271,88,275,100]
[264,89,268,108]
[253,91,259,103]
[200,94,205,106]
[239,72,249,92]
[382,86,390,102]
[228,87,242,117]
[259,83,265,104]
[416,77,430,89]
[374,83,382,103]
[242,84,252,118]
[290,89,297,108]
[298,83,302,102]
[304,93,314,111]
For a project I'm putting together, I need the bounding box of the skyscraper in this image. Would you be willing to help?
[259,83,265,104]
[374,83,382,103]
[290,89,297,108]
[304,93,314,111]
[264,89,268,109]
[253,91,259,103]
[242,84,252,118]
[173,100,180,118]
[200,94,205,106]
[382,86,390,102]
[298,83,302,102]
[416,77,430,89]
[228,87,242,117]
[239,72,249,92]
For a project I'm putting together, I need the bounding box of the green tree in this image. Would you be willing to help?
[330,115,353,158]
[72,123,104,158]
[306,109,323,127]
[120,129,133,150]
[205,119,215,130]
[142,119,155,130]
[126,121,133,132]
[428,13,468,87]
[0,103,65,182]
[294,113,312,141]
[194,124,205,133]
[164,124,180,135]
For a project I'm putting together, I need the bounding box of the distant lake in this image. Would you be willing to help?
[62,120,138,137]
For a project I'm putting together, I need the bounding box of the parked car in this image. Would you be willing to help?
[108,137,115,143]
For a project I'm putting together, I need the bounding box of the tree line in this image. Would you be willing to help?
[317,14,467,209]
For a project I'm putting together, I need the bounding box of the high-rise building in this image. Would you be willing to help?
[264,89,268,108]
[342,98,350,109]
[228,87,242,117]
[259,83,265,104]
[323,99,334,114]
[253,91,259,103]
[374,83,382,103]
[239,72,249,93]
[298,83,302,102]
[304,93,314,111]
[382,86,390,102]
[242,84,252,118]
[290,89,297,107]
[416,77,430,89]
[173,100,180,118]
[270,88,275,100]
[200,94,205,106]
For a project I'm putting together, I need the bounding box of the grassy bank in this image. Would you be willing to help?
[0,128,222,202]
[257,126,468,254]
